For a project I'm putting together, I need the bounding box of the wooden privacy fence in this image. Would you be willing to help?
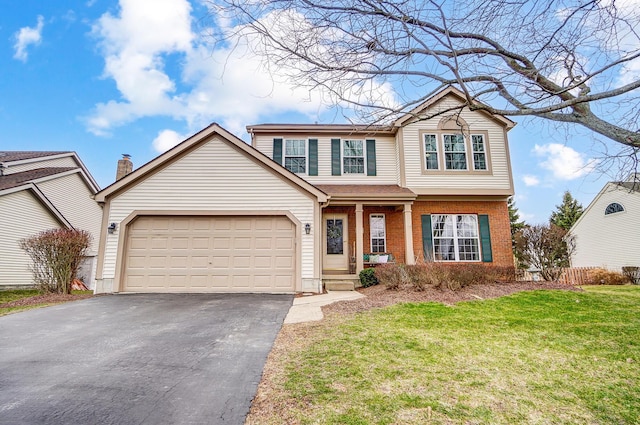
[558,267,596,285]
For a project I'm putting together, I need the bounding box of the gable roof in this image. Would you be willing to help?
[569,180,640,234]
[95,123,328,203]
[0,167,77,191]
[0,151,71,162]
[316,184,416,202]
[393,86,516,129]
[0,151,100,193]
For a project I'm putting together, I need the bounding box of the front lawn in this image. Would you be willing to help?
[248,286,640,424]
[0,289,93,316]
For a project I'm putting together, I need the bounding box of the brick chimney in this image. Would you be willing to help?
[115,154,133,181]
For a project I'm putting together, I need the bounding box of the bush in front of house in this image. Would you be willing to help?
[20,229,92,294]
[585,268,631,285]
[374,263,517,291]
[374,264,408,290]
[359,268,379,288]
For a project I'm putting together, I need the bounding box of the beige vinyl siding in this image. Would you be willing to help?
[571,185,640,271]
[402,97,512,193]
[6,156,78,174]
[102,136,316,282]
[254,135,399,185]
[36,172,102,254]
[0,190,64,286]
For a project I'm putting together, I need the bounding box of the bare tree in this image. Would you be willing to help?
[514,224,576,281]
[213,0,640,149]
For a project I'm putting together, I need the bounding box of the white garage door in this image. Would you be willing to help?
[123,215,296,293]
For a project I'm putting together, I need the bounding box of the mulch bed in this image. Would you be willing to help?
[0,292,93,308]
[322,281,581,316]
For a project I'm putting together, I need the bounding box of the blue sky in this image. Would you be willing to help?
[2,0,630,224]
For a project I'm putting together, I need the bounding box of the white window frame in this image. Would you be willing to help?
[442,134,468,170]
[369,214,386,253]
[431,214,480,262]
[342,139,365,174]
[284,139,307,174]
[423,134,439,170]
[471,134,487,171]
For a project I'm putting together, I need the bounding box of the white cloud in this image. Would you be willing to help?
[522,175,540,187]
[13,15,44,62]
[533,143,596,180]
[86,1,398,139]
[152,129,186,152]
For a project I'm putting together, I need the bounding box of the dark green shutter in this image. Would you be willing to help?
[421,215,433,261]
[366,139,376,176]
[478,214,493,262]
[331,138,341,176]
[273,138,283,165]
[308,139,318,176]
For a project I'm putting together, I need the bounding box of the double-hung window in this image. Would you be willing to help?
[471,135,487,170]
[284,139,306,174]
[431,214,480,261]
[370,214,386,253]
[443,134,467,170]
[343,140,365,174]
[424,134,439,170]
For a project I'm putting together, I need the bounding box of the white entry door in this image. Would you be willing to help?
[323,214,349,271]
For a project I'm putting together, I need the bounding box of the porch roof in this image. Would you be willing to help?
[316,184,417,202]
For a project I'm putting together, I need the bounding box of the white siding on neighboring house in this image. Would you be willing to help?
[570,184,640,271]
[36,172,102,255]
[253,135,400,185]
[100,135,317,292]
[0,190,64,286]
[5,156,78,174]
[401,97,513,194]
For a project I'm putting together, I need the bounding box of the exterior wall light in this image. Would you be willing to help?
[304,223,311,235]
[108,222,117,234]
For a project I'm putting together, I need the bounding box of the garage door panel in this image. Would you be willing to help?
[124,216,296,293]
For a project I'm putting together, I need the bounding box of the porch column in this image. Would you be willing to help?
[355,203,364,273]
[404,202,415,265]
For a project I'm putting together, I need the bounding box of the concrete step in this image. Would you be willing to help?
[324,280,357,291]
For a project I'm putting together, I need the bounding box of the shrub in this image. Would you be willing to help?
[20,229,92,294]
[622,267,640,285]
[404,264,440,291]
[374,264,408,290]
[359,268,379,288]
[585,268,631,285]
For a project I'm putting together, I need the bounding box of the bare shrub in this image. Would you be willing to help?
[585,268,631,285]
[20,229,92,294]
[374,264,409,290]
[514,224,575,281]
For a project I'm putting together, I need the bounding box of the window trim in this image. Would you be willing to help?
[283,138,308,175]
[342,139,366,174]
[419,129,492,175]
[369,214,386,253]
[431,214,481,262]
[471,134,488,171]
[604,202,625,215]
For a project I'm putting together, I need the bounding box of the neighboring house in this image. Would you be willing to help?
[94,87,515,294]
[0,151,103,288]
[569,173,640,272]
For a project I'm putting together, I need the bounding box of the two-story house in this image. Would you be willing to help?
[0,151,103,288]
[93,87,515,294]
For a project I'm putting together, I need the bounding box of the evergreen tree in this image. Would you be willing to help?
[550,191,584,231]
[508,196,525,246]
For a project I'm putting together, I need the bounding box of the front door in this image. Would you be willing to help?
[323,214,349,271]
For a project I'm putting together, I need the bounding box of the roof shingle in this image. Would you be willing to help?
[0,168,77,191]
[0,151,70,162]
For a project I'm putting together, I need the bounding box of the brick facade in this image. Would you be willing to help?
[322,198,513,270]
[411,199,514,268]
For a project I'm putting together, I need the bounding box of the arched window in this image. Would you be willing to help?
[604,202,624,215]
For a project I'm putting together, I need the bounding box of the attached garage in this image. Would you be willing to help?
[123,215,296,293]
[94,124,327,294]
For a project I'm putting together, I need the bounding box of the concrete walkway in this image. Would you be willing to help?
[284,290,365,324]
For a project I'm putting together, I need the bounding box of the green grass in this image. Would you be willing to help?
[270,286,640,424]
[0,289,91,316]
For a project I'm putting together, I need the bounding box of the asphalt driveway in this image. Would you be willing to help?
[0,293,293,425]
